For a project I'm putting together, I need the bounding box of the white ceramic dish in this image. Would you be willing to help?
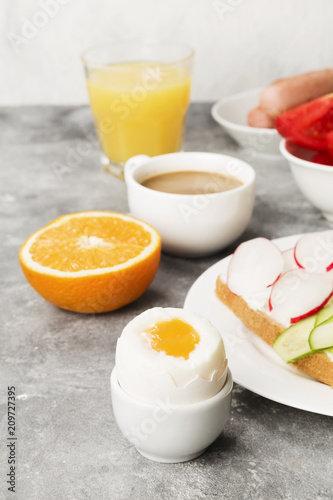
[111,366,233,463]
[184,234,333,417]
[124,152,255,257]
[280,139,333,222]
[211,88,281,156]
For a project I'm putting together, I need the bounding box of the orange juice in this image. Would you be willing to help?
[86,63,191,165]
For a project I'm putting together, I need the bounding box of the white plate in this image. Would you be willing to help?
[184,234,333,416]
[211,88,281,157]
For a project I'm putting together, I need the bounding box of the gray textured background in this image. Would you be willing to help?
[1,104,332,500]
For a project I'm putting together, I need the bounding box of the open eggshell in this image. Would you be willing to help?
[115,307,228,405]
[117,360,228,406]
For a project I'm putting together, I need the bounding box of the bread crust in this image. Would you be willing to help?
[216,276,333,387]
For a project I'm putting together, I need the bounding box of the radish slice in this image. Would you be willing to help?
[269,269,332,324]
[227,237,284,295]
[327,269,333,285]
[294,231,333,273]
[282,248,298,272]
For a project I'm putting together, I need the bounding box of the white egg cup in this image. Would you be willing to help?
[110,367,233,463]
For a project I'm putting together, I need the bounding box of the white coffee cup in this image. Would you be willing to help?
[124,152,255,257]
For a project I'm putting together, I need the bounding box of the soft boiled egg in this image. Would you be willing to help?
[115,307,228,405]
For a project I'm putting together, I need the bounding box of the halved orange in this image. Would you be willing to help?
[19,211,161,313]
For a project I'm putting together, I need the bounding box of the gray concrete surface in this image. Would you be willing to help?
[1,104,332,500]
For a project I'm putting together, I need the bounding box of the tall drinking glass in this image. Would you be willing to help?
[82,41,194,178]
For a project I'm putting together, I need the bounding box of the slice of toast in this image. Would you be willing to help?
[216,276,333,387]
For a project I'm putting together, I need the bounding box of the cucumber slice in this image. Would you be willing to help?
[309,316,333,350]
[314,303,333,326]
[273,315,316,363]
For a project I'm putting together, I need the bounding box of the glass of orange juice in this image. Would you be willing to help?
[82,41,194,178]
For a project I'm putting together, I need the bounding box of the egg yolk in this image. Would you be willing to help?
[143,318,200,359]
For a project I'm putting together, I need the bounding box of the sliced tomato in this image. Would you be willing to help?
[275,95,333,150]
[307,108,333,136]
[326,130,333,159]
[312,151,333,166]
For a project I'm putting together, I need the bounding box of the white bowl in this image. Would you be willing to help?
[280,139,333,221]
[111,367,233,463]
[124,152,255,257]
[211,88,281,156]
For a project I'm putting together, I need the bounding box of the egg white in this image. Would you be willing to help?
[115,307,228,405]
